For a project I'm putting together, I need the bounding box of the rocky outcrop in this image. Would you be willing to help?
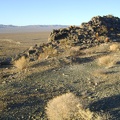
[48,15,120,47]
[13,15,120,63]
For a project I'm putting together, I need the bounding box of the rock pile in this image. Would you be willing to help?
[11,15,120,65]
[13,42,58,62]
[48,15,120,48]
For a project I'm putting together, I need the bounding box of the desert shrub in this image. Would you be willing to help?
[14,56,29,70]
[45,93,112,120]
[46,93,81,120]
[69,46,81,56]
[109,43,119,51]
[76,107,93,120]
[45,92,112,120]
[38,45,57,60]
[97,55,117,68]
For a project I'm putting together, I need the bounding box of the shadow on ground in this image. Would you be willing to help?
[71,56,93,64]
[0,95,46,120]
[31,60,50,68]
[89,94,120,120]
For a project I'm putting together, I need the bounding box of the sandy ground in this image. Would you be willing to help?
[0,32,49,58]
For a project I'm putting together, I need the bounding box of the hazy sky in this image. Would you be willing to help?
[0,0,120,26]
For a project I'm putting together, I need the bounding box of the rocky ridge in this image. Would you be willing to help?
[1,15,120,66]
[48,15,120,45]
[17,15,120,61]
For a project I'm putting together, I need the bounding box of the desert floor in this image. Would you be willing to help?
[0,32,120,120]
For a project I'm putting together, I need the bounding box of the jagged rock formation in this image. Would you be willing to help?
[48,15,120,47]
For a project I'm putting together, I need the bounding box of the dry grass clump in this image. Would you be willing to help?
[46,93,80,120]
[45,92,111,120]
[46,93,93,120]
[109,43,120,51]
[14,56,29,70]
[59,39,74,48]
[77,108,111,120]
[38,45,57,60]
[69,46,81,56]
[97,55,117,68]
[76,107,93,120]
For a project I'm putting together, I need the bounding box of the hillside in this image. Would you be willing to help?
[0,15,120,120]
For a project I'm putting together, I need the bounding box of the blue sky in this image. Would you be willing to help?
[0,0,120,26]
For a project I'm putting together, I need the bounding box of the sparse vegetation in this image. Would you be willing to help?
[14,56,29,70]
[109,43,120,51]
[46,93,80,120]
[46,93,112,120]
[69,46,81,57]
[38,45,58,60]
[97,55,117,68]
[1,15,120,119]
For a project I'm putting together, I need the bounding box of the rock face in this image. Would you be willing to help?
[48,15,120,47]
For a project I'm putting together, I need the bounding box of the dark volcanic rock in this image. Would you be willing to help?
[48,15,120,46]
[0,57,12,67]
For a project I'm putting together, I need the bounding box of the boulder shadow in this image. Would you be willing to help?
[31,60,50,68]
[116,61,120,65]
[71,56,94,64]
[0,57,12,68]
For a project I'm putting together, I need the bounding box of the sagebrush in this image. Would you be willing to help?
[97,55,117,68]
[14,56,28,70]
[109,43,119,51]
[45,93,111,120]
[46,93,80,120]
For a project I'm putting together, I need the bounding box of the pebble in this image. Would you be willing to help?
[2,81,6,84]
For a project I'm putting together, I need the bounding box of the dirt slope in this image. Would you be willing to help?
[0,42,120,120]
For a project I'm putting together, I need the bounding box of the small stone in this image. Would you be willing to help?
[94,82,98,86]
[35,88,38,91]
[2,81,6,84]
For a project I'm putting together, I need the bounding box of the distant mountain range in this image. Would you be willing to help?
[0,24,68,33]
[0,24,16,28]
